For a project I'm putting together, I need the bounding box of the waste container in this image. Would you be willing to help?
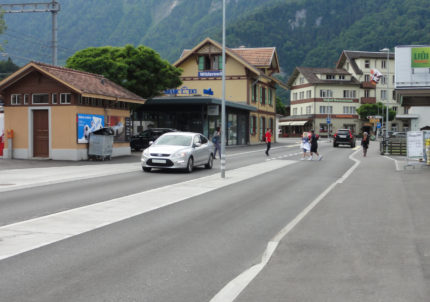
[88,127,114,160]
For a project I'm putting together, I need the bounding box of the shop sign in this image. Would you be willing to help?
[198,71,223,77]
[411,47,430,68]
[164,86,198,95]
[77,113,104,144]
[208,105,219,116]
[323,98,354,103]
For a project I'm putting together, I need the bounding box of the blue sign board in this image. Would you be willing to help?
[77,114,104,144]
[198,71,223,77]
[326,117,331,124]
[164,86,198,95]
[377,122,381,129]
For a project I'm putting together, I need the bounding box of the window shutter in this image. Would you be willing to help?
[259,86,263,104]
[198,56,204,70]
[250,116,253,135]
[218,55,223,70]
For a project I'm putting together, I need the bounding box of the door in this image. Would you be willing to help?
[33,110,49,157]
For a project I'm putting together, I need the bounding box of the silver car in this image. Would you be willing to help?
[141,132,214,173]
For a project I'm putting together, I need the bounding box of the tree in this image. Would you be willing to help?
[276,97,286,115]
[66,45,182,98]
[0,57,19,80]
[356,102,396,121]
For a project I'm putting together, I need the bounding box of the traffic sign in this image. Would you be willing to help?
[377,122,381,129]
[326,117,331,124]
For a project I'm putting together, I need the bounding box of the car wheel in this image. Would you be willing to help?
[142,167,151,172]
[185,157,194,173]
[205,154,213,169]
[333,143,338,147]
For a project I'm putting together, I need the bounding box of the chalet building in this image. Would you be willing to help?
[140,37,287,145]
[284,50,405,136]
[0,62,145,160]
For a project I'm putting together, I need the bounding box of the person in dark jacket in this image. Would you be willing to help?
[361,132,370,157]
[212,127,221,159]
[309,130,322,160]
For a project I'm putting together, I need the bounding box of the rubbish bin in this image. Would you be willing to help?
[88,127,114,160]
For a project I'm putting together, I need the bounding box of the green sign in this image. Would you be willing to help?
[411,47,430,68]
[323,98,353,103]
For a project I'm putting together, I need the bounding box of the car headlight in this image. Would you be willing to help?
[142,149,150,157]
[172,151,187,158]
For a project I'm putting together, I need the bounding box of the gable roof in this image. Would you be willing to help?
[287,67,360,88]
[336,50,395,75]
[0,62,145,103]
[174,37,286,88]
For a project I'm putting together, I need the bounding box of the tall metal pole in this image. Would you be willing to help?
[385,49,390,154]
[220,0,226,178]
[52,0,58,65]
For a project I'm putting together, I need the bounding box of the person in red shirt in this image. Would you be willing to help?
[265,128,272,156]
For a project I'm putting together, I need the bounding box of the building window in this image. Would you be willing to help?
[268,88,273,105]
[260,86,266,104]
[365,60,370,68]
[392,106,398,112]
[293,108,298,115]
[198,55,222,71]
[319,106,333,114]
[326,74,335,80]
[60,93,71,104]
[252,84,257,102]
[365,74,370,82]
[292,92,297,101]
[52,93,57,104]
[300,107,303,115]
[343,106,356,114]
[381,60,387,69]
[24,94,29,105]
[343,90,356,98]
[250,115,257,135]
[320,90,333,97]
[364,89,370,98]
[299,91,304,100]
[32,94,49,104]
[381,90,387,100]
[11,94,21,105]
[306,105,311,114]
[381,75,387,85]
[299,77,304,84]
[306,90,311,98]
[269,118,274,131]
[339,75,345,80]
[320,106,326,114]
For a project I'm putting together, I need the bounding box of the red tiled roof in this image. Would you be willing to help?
[34,62,145,102]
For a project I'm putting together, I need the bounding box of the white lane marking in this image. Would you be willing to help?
[227,144,300,158]
[210,148,362,302]
[0,163,140,193]
[0,160,296,261]
[383,155,402,171]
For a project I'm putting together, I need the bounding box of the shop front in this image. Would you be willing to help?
[137,96,256,145]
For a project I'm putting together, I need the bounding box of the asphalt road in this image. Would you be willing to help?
[0,141,377,301]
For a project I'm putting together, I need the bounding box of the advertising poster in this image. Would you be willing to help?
[77,114,104,143]
[108,116,131,142]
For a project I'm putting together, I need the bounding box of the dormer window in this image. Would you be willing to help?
[326,75,335,80]
[198,55,222,71]
[339,75,345,80]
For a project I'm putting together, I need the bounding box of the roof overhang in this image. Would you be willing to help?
[144,96,257,112]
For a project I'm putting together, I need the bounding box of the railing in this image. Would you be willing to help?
[380,138,407,155]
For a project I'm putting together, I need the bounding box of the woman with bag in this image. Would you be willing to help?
[361,132,370,157]
[212,127,221,159]
[301,132,311,160]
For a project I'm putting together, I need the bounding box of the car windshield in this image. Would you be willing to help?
[338,130,350,135]
[155,135,192,146]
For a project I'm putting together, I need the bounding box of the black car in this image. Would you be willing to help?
[333,129,355,148]
[130,128,176,151]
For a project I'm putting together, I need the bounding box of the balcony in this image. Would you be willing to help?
[361,97,376,104]
[361,81,376,89]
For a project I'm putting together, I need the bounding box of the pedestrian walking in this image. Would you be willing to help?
[212,127,221,159]
[361,131,370,157]
[309,130,322,160]
[301,131,311,160]
[265,128,272,156]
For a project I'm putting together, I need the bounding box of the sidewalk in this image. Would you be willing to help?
[235,141,430,301]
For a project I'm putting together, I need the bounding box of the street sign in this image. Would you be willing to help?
[326,117,331,124]
[377,122,381,128]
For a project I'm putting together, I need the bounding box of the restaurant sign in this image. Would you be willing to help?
[411,47,430,68]
[198,71,223,77]
[323,98,354,103]
[164,86,198,95]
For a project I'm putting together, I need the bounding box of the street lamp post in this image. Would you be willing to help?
[380,48,390,154]
[221,0,226,178]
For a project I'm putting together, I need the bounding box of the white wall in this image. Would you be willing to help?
[409,107,430,130]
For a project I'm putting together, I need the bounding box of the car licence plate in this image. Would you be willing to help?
[152,159,166,164]
[339,135,346,138]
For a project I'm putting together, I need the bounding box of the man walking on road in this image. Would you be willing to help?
[265,128,272,156]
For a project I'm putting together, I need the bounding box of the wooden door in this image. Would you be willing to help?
[33,110,49,157]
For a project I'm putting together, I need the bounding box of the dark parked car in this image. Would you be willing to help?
[333,129,355,148]
[130,128,176,151]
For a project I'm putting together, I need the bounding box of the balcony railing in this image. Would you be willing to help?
[361,81,376,89]
[361,97,376,104]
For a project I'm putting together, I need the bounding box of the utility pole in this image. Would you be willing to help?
[0,1,61,65]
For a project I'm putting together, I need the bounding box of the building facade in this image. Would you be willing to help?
[0,62,145,160]
[284,50,405,136]
[168,37,287,144]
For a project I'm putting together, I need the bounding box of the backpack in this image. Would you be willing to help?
[212,136,217,143]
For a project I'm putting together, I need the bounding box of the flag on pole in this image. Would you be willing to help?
[370,68,383,84]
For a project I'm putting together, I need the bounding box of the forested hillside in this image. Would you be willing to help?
[1,0,430,102]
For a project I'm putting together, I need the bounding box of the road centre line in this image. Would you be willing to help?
[0,159,296,261]
[210,148,362,302]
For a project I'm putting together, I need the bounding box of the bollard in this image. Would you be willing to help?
[6,129,13,159]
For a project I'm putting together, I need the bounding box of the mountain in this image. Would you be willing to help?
[2,0,430,102]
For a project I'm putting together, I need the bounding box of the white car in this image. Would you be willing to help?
[141,132,214,173]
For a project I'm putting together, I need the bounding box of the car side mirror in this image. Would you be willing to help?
[149,141,153,145]
[194,142,201,148]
